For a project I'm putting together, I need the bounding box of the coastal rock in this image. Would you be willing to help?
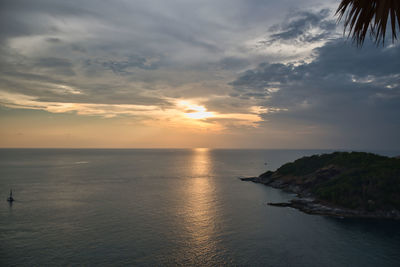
[267,199,400,219]
[243,152,400,220]
[239,177,259,182]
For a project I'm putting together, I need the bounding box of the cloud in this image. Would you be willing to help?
[267,9,337,44]
[97,55,160,75]
[0,90,170,118]
[2,1,398,148]
[0,91,263,133]
[230,40,400,147]
[35,57,75,76]
[45,37,62,43]
[217,56,251,71]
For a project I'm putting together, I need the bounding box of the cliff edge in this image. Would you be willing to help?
[242,152,400,219]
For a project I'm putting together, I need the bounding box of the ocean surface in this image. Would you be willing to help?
[1,149,400,266]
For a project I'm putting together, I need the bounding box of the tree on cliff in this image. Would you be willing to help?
[336,0,400,46]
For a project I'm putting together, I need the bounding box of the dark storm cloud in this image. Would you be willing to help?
[0,0,95,43]
[267,9,336,44]
[218,57,250,71]
[231,40,400,147]
[100,55,159,74]
[231,63,299,92]
[232,40,400,97]
[46,37,62,43]
[0,49,169,106]
[35,57,75,76]
[8,0,399,148]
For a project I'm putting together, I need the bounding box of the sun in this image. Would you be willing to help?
[178,100,215,120]
[185,112,213,119]
[185,107,214,119]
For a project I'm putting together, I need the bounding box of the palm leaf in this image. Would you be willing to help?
[336,0,400,46]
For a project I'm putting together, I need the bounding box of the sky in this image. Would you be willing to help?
[0,0,399,149]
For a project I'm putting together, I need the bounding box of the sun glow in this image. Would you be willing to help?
[178,100,215,120]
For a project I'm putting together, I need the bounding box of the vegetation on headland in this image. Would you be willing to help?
[254,152,400,216]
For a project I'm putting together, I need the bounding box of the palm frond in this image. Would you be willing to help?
[336,0,400,46]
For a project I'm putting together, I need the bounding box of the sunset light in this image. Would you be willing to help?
[178,100,215,120]
[2,1,400,266]
[0,0,398,150]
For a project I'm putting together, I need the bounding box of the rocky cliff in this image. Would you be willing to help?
[242,152,400,219]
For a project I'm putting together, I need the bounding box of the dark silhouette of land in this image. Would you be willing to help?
[242,152,400,219]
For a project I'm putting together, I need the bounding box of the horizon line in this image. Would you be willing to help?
[0,147,399,151]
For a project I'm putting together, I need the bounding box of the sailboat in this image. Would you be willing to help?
[7,189,14,202]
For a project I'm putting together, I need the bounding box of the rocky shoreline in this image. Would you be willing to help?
[240,176,400,220]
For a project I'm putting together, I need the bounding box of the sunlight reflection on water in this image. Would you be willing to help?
[176,148,223,264]
[2,149,400,266]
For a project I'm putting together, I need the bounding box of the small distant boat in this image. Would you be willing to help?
[7,189,14,202]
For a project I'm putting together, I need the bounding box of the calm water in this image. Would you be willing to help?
[1,149,400,266]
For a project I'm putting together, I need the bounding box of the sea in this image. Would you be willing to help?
[1,149,400,266]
